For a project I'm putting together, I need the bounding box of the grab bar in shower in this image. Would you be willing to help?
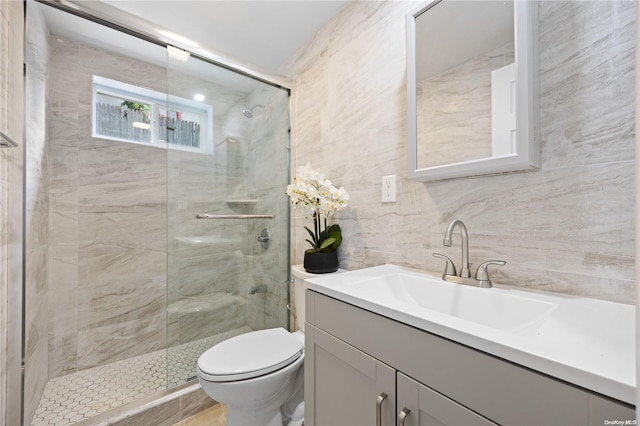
[0,129,19,148]
[196,213,275,219]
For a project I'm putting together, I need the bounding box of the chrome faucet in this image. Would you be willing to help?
[443,219,470,278]
[434,219,506,288]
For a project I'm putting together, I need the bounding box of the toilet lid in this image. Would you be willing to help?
[197,328,303,382]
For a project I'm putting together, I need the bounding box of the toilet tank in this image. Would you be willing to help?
[291,264,345,332]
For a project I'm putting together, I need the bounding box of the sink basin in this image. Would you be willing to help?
[351,272,557,332]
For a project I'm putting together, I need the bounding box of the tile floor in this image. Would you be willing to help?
[172,404,227,426]
[31,327,251,426]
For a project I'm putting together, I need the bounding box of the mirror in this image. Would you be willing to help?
[407,0,539,181]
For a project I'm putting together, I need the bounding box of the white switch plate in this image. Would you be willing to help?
[382,175,396,203]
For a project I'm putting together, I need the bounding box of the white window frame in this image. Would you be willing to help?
[92,75,213,154]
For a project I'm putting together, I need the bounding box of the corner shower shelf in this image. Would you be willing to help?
[225,199,258,208]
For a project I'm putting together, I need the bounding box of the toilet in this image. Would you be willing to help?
[196,265,343,426]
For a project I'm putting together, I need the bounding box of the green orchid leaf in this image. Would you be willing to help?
[304,226,318,244]
[317,224,342,253]
[326,224,342,250]
[305,239,318,251]
[318,237,336,250]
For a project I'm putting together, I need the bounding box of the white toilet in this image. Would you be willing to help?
[197,265,341,426]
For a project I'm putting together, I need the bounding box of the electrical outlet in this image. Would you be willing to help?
[382,175,396,203]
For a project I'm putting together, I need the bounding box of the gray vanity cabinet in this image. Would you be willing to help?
[305,323,497,426]
[304,324,396,426]
[305,290,635,426]
[397,373,497,426]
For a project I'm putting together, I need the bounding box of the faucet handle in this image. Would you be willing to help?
[475,260,506,288]
[433,253,457,279]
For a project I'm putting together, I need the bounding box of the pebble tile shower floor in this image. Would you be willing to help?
[31,327,251,426]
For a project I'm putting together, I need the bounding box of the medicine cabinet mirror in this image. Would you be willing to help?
[407,0,539,181]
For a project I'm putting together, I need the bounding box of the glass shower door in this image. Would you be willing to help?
[165,49,291,386]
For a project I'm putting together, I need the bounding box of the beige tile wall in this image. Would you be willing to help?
[47,36,171,377]
[1,0,25,424]
[24,2,51,423]
[283,1,635,304]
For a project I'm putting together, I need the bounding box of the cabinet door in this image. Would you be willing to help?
[397,373,497,426]
[589,395,635,426]
[305,324,396,426]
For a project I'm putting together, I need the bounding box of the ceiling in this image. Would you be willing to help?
[96,0,350,76]
[39,1,349,110]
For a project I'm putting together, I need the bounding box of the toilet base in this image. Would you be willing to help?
[225,370,303,426]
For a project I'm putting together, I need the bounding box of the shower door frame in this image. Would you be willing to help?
[19,1,293,424]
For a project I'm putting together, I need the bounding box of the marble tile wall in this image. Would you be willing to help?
[166,99,248,345]
[0,4,9,424]
[48,36,170,377]
[282,0,635,304]
[242,85,291,332]
[24,3,51,424]
[1,0,25,424]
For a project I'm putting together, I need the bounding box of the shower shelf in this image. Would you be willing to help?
[225,199,258,207]
[196,213,275,219]
[0,129,18,148]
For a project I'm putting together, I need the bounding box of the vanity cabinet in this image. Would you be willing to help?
[305,290,635,426]
[305,325,396,426]
[397,373,496,426]
[305,324,495,426]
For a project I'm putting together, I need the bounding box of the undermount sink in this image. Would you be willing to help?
[351,271,557,333]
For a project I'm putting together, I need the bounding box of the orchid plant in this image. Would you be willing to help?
[286,163,349,253]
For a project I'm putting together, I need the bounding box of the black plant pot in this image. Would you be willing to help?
[303,250,339,274]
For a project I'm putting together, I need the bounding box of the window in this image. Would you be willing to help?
[92,76,213,153]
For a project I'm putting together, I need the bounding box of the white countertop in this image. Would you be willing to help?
[307,264,636,405]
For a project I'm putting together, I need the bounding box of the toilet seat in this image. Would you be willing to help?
[197,328,303,382]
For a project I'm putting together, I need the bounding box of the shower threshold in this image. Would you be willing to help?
[31,326,252,426]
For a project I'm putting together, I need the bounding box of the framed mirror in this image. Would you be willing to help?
[407,0,539,182]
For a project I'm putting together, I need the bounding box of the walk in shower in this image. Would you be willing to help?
[23,2,290,425]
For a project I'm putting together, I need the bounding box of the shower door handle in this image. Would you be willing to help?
[196,214,275,219]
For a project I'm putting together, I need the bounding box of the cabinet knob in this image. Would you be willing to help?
[399,407,411,426]
[376,393,387,426]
